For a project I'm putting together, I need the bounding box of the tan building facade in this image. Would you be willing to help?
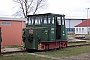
[0,17,26,46]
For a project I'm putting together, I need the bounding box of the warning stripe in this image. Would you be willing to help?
[38,43,41,50]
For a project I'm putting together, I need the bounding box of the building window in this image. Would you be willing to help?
[76,28,78,33]
[1,22,11,26]
[79,28,81,33]
[88,28,90,31]
[82,28,84,33]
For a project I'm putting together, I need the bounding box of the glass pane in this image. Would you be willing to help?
[79,28,81,33]
[34,17,42,25]
[62,17,64,25]
[31,19,34,25]
[52,17,54,24]
[82,28,84,33]
[76,28,78,32]
[37,19,40,25]
[28,17,31,25]
[48,18,50,24]
[88,28,90,31]
[35,19,38,25]
[40,17,42,24]
[57,17,61,25]
[44,17,47,24]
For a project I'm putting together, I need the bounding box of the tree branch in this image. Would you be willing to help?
[12,0,47,18]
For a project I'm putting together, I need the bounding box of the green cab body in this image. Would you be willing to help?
[23,13,68,50]
[24,27,51,50]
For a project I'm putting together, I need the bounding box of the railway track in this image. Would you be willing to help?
[1,44,90,55]
[67,44,90,48]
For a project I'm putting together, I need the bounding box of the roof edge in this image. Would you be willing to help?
[0,17,26,21]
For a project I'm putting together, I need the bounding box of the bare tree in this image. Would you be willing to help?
[13,0,47,18]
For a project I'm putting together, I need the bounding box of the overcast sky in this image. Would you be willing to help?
[0,0,90,18]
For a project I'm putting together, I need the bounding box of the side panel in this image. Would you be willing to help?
[34,29,42,49]
[49,16,56,41]
[42,30,49,41]
[25,29,33,49]
[61,25,67,40]
[50,27,55,41]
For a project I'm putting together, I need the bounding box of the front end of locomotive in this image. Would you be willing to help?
[22,27,49,50]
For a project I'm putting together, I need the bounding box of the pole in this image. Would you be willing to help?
[86,8,89,19]
[86,8,89,34]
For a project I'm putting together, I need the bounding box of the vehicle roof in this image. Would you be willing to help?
[27,13,65,17]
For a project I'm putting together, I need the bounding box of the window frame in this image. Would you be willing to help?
[1,22,11,26]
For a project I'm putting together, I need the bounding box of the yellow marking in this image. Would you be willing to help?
[39,43,41,45]
[38,43,41,50]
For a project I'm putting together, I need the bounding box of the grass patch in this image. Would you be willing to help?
[0,53,51,60]
[2,45,22,48]
[1,43,25,49]
[1,45,25,50]
[68,42,90,46]
[36,46,90,58]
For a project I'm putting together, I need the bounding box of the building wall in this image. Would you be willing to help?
[65,19,85,32]
[75,27,88,34]
[1,20,26,46]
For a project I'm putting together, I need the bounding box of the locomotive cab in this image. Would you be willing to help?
[23,13,67,50]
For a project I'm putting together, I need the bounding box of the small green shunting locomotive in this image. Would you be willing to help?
[22,13,68,50]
